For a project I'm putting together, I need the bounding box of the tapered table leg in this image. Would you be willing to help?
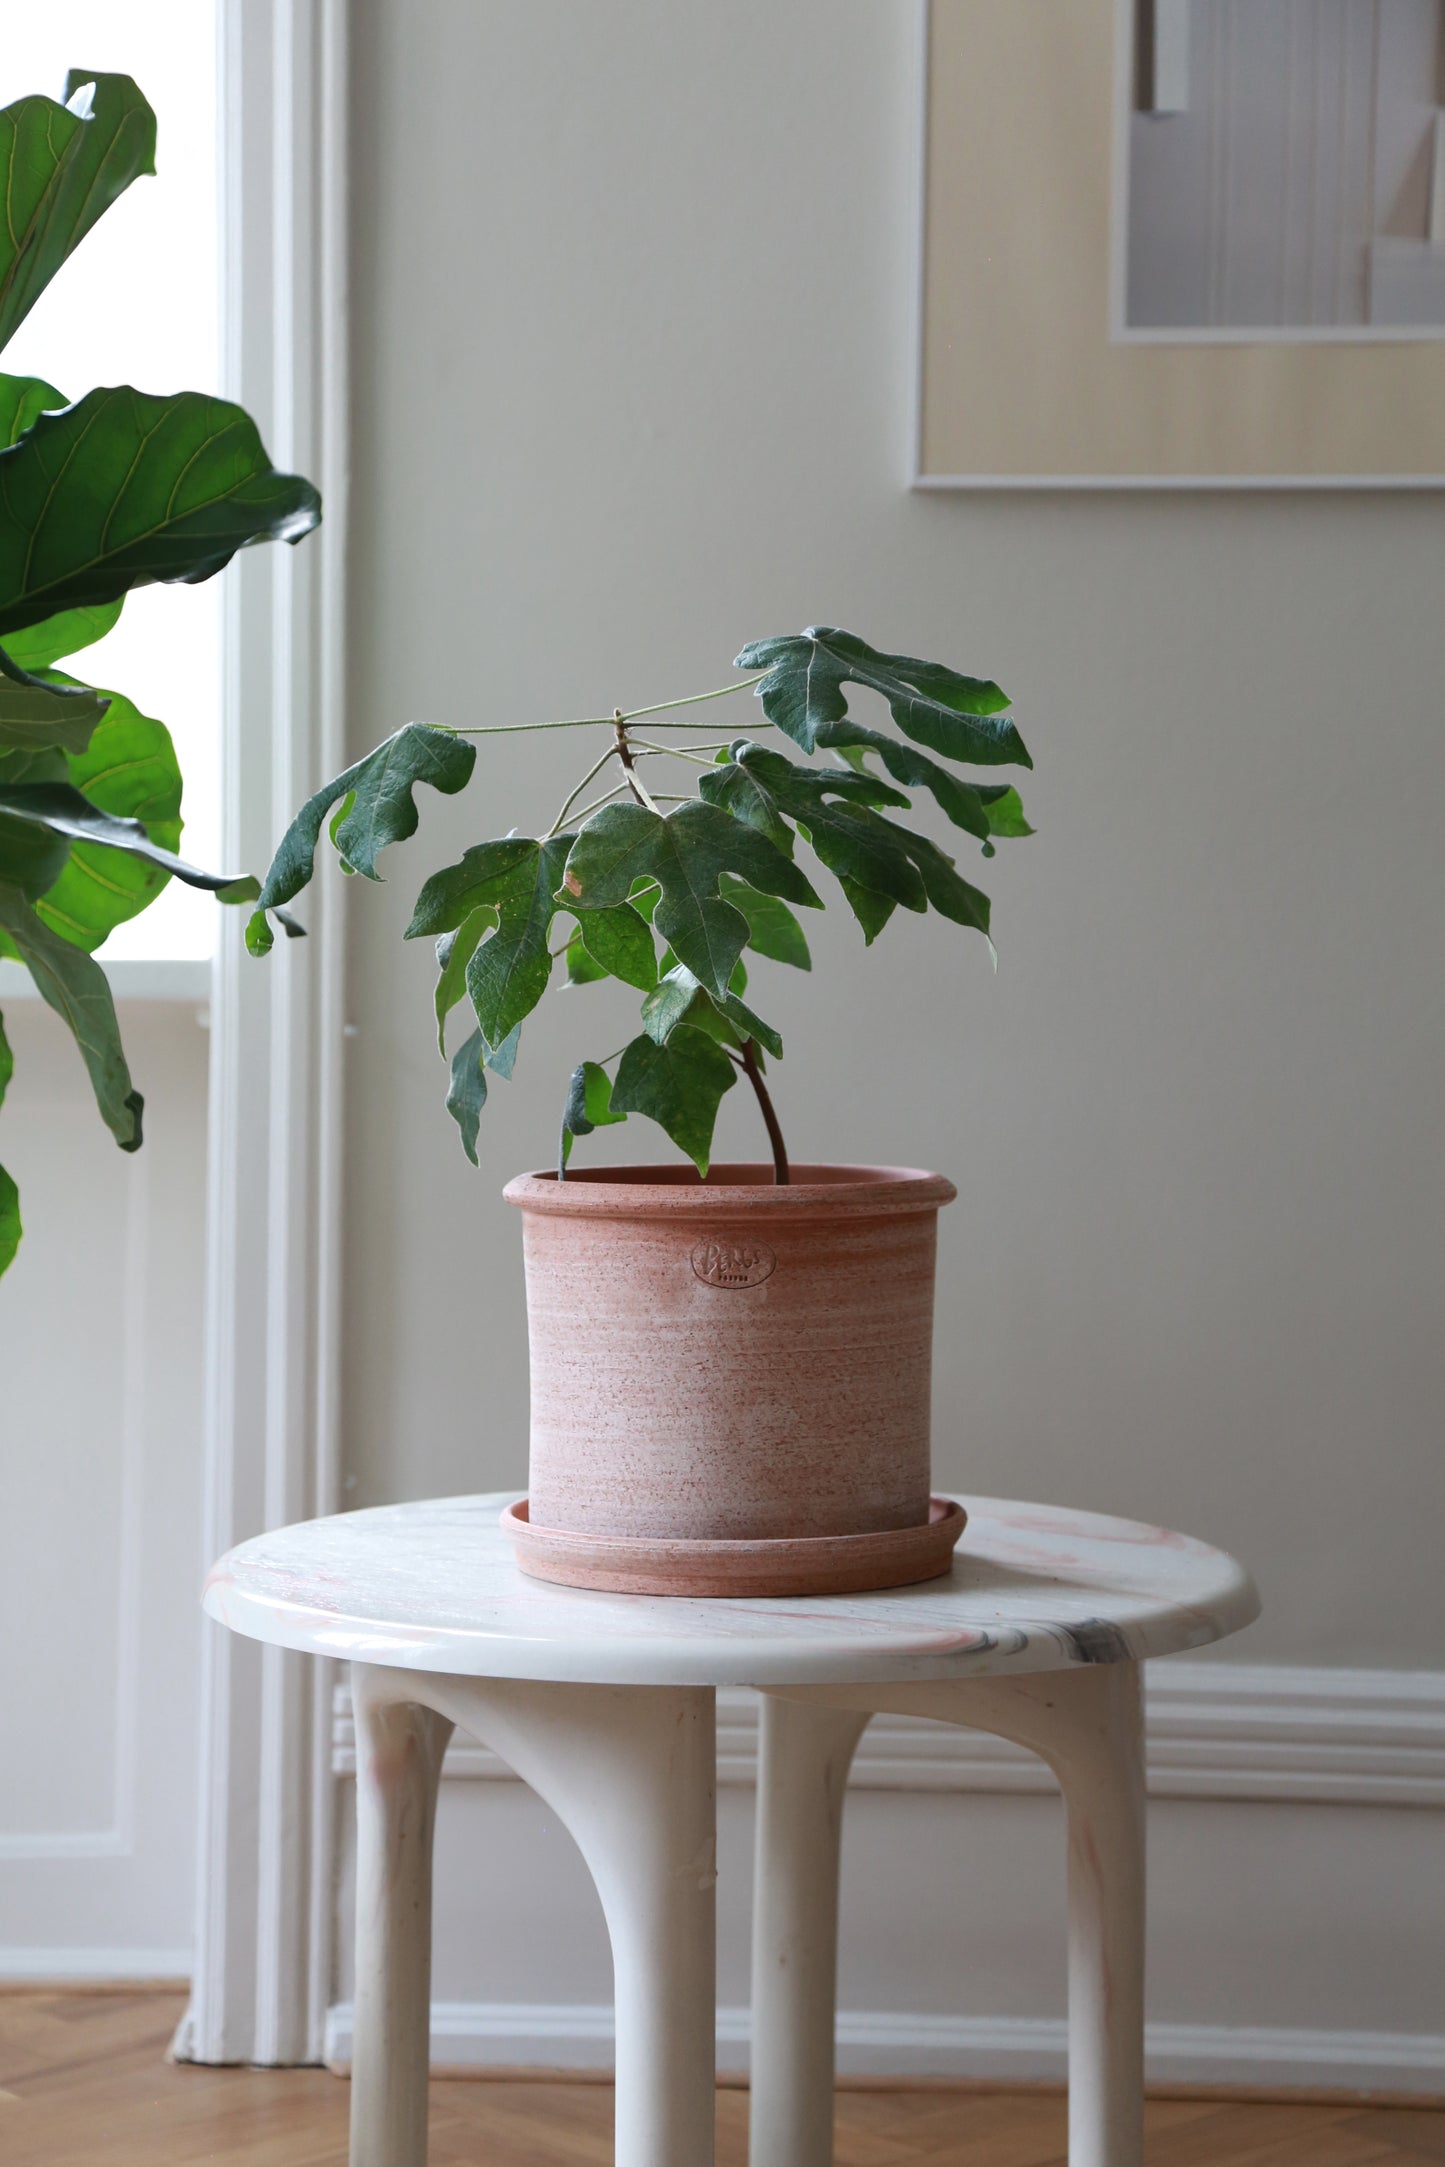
[425,1674,718,2167]
[764,1663,1146,2167]
[349,1665,454,2167]
[749,1694,869,2167]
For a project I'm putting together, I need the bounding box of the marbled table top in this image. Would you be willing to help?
[203,1493,1259,1687]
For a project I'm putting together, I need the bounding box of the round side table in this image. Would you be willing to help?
[204,1491,1258,2167]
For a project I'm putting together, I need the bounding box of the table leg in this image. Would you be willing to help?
[349,1665,454,2167]
[749,1695,869,2167]
[424,1675,717,2167]
[754,1664,1146,2167]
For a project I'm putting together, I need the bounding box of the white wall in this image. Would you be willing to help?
[0,998,208,1976]
[338,0,1445,2081]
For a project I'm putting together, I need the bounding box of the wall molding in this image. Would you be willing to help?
[178,0,350,2071]
[331,1661,1445,1810]
[0,1948,192,1984]
[321,1999,1445,2096]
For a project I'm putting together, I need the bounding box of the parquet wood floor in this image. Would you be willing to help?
[2,1990,1442,2166]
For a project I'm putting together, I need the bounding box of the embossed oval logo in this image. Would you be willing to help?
[691,1238,776,1290]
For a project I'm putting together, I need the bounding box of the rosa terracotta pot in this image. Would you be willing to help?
[501,1162,961,1596]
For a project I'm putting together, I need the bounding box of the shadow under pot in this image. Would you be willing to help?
[500,1162,965,1598]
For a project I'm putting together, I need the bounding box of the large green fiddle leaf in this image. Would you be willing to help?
[0,658,109,754]
[736,626,1029,768]
[0,1008,14,1277]
[812,718,1032,847]
[0,782,255,905]
[0,884,142,1149]
[560,799,820,1001]
[702,742,993,941]
[4,597,123,672]
[28,676,183,948]
[641,963,783,1060]
[0,387,321,638]
[462,834,575,1048]
[611,1024,736,1176]
[0,372,65,446]
[0,73,157,353]
[249,724,475,953]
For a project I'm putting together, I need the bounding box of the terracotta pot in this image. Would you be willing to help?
[502,1163,957,1563]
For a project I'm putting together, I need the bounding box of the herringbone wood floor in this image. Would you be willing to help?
[3,1991,1442,2166]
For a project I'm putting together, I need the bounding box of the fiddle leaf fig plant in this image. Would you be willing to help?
[254,628,1034,1183]
[0,69,321,1278]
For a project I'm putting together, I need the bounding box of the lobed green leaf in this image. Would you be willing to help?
[641,963,782,1060]
[611,1024,736,1176]
[445,1028,488,1167]
[433,907,496,1054]
[461,835,574,1047]
[736,625,1028,767]
[560,799,820,1001]
[250,723,475,953]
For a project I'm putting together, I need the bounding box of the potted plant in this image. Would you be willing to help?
[0,70,320,1279]
[251,628,1032,1595]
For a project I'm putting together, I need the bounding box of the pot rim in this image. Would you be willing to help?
[502,1161,956,1220]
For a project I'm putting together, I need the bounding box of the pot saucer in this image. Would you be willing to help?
[499,1495,967,1599]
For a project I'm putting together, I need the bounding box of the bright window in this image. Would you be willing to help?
[3,3,220,962]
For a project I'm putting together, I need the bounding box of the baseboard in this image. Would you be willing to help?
[0,1947,193,1983]
[321,1999,1445,2095]
[332,1660,1445,1808]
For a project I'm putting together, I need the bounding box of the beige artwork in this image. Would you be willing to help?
[917,0,1445,484]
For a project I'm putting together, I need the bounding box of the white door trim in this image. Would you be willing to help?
[175,0,350,2068]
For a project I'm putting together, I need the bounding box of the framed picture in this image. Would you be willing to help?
[914,0,1445,487]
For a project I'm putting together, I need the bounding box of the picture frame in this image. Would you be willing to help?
[913,0,1445,489]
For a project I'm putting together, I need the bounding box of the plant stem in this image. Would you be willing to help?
[620,675,763,722]
[738,1037,789,1185]
[612,711,661,813]
[558,779,632,829]
[546,743,620,836]
[627,738,726,767]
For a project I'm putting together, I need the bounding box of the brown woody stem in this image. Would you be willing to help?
[738,1037,789,1185]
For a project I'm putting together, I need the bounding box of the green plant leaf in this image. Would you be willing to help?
[716,874,811,970]
[485,1022,522,1079]
[445,1028,488,1167]
[704,742,993,939]
[812,718,1029,844]
[838,877,897,944]
[641,963,782,1059]
[0,372,65,446]
[28,674,182,948]
[0,1006,10,1106]
[611,1025,736,1175]
[558,1057,627,1171]
[0,663,108,754]
[976,784,1033,839]
[405,835,537,937]
[560,800,820,1001]
[0,781,255,908]
[564,931,609,985]
[0,883,141,1148]
[0,73,157,353]
[4,597,123,671]
[250,724,475,953]
[576,901,657,991]
[463,835,574,1047]
[0,387,322,637]
[736,626,1029,767]
[0,1160,18,1278]
[433,906,496,1055]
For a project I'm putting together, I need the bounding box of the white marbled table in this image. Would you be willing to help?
[204,1491,1259,2167]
